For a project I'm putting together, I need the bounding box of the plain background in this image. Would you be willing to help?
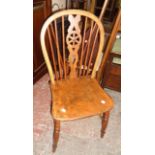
[0,0,155,154]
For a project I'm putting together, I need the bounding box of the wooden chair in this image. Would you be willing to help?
[40,9,114,152]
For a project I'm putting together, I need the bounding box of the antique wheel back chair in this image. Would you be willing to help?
[40,9,114,152]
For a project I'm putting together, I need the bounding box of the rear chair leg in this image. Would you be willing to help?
[53,119,60,152]
[101,111,110,138]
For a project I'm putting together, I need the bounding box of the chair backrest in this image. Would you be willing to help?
[40,9,105,84]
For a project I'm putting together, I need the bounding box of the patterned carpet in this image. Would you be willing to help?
[33,74,121,155]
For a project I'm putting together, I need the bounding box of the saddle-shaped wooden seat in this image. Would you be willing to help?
[52,77,114,120]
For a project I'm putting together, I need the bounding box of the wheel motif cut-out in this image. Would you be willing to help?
[66,15,82,78]
[66,31,81,47]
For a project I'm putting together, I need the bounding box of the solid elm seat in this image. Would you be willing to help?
[52,77,114,120]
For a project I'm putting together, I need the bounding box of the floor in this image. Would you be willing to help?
[33,74,121,155]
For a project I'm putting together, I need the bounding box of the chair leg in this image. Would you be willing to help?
[53,119,60,152]
[101,111,110,138]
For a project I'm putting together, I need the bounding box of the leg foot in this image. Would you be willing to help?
[101,111,110,138]
[52,119,60,152]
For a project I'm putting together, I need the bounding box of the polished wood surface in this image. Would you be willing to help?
[33,1,47,83]
[66,14,82,78]
[40,9,114,152]
[99,9,121,91]
[97,9,121,82]
[33,0,52,83]
[51,77,114,120]
[101,111,110,138]
[52,119,60,152]
[40,9,105,84]
[102,53,121,91]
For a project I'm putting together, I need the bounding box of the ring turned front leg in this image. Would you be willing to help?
[101,111,110,138]
[53,119,60,152]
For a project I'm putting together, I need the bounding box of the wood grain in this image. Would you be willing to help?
[66,15,82,78]
[40,9,105,83]
[51,77,114,120]
[52,119,60,152]
[40,9,114,152]
[101,111,110,138]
